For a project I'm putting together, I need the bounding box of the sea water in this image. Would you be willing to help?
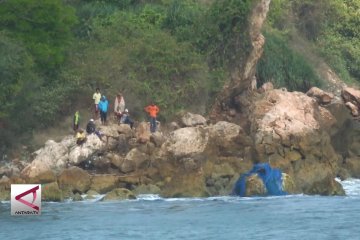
[1,179,360,240]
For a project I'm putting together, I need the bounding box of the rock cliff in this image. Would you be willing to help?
[1,0,359,200]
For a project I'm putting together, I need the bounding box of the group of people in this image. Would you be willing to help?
[73,87,160,145]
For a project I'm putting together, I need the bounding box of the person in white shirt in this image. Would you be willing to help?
[92,88,101,118]
[114,93,125,122]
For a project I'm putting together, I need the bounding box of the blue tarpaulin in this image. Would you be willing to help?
[232,163,287,197]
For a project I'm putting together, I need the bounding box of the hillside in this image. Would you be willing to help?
[0,0,359,156]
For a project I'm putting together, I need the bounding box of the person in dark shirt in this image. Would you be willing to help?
[86,119,102,140]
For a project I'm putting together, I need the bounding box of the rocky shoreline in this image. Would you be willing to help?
[1,0,360,201]
[1,85,360,201]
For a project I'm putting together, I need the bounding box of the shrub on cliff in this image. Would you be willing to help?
[257,32,323,92]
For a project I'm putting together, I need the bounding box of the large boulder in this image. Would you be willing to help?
[245,175,266,196]
[209,121,242,142]
[68,134,105,165]
[180,112,207,127]
[133,184,161,195]
[136,122,151,143]
[250,89,343,194]
[21,138,71,178]
[90,175,120,194]
[124,148,150,170]
[342,87,360,104]
[161,127,209,158]
[58,166,91,193]
[306,87,334,104]
[306,176,345,196]
[23,169,56,184]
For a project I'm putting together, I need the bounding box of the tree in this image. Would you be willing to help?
[0,0,77,75]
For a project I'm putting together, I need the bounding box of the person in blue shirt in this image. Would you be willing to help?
[98,95,109,125]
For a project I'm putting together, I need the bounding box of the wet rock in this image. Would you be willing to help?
[85,189,100,199]
[42,182,63,202]
[58,166,91,193]
[306,176,345,196]
[90,175,119,194]
[161,174,209,198]
[282,173,296,194]
[133,184,161,195]
[73,193,83,201]
[102,188,136,201]
[245,175,266,196]
[0,189,10,201]
[343,157,360,178]
[337,168,351,181]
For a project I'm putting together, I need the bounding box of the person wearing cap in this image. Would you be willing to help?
[120,108,134,129]
[114,93,125,122]
[98,95,109,125]
[86,119,102,140]
[144,102,160,133]
[92,88,101,119]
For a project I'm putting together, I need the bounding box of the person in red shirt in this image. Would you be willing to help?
[144,102,160,132]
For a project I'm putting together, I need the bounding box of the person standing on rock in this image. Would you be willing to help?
[144,102,159,133]
[98,95,109,125]
[114,93,125,122]
[92,88,101,119]
[73,110,80,132]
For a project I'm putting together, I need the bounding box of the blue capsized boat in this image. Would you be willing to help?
[232,163,287,196]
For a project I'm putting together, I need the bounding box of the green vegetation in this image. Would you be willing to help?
[263,0,360,84]
[0,0,254,152]
[257,31,322,92]
[0,0,359,154]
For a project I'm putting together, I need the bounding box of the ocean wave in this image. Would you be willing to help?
[133,194,307,203]
[338,178,360,196]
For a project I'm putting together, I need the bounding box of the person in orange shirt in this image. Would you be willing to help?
[144,102,160,133]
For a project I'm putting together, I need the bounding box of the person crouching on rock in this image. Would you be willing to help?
[86,119,102,140]
[120,108,134,129]
[76,129,87,145]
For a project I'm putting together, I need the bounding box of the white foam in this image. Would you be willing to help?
[136,194,162,201]
[339,178,360,196]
